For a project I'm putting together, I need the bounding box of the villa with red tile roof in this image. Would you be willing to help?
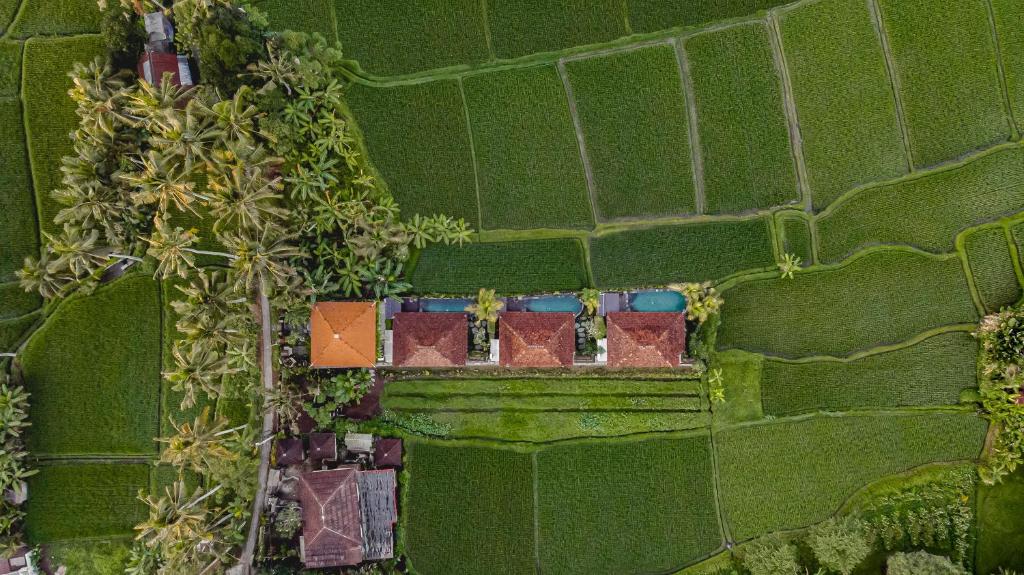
[498,312,575,367]
[392,312,467,367]
[606,312,686,368]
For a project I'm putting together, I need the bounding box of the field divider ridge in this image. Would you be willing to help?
[672,37,706,214]
[955,227,992,318]
[983,0,1021,140]
[556,59,601,224]
[478,0,495,60]
[1001,223,1024,290]
[867,0,915,171]
[766,11,812,213]
[457,77,485,229]
[531,450,542,574]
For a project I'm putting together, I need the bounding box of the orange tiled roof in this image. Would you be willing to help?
[499,312,575,367]
[606,312,686,368]
[392,312,468,367]
[310,302,376,368]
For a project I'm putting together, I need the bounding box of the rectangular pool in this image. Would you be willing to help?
[522,294,583,314]
[628,290,686,312]
[420,298,473,313]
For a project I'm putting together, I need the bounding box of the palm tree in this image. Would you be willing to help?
[194,85,260,145]
[122,150,199,215]
[164,342,236,409]
[778,253,802,279]
[465,288,503,327]
[359,259,410,299]
[43,225,107,277]
[148,99,224,172]
[17,252,71,299]
[221,227,300,294]
[206,165,287,233]
[134,480,230,573]
[158,406,237,474]
[145,219,199,279]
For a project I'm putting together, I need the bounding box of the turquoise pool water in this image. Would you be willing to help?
[420,298,473,312]
[629,290,686,312]
[523,294,583,314]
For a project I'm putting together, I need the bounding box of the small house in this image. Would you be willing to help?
[275,437,304,467]
[310,302,377,368]
[605,312,686,368]
[373,438,403,469]
[391,312,468,367]
[308,432,337,463]
[138,52,194,87]
[498,312,575,367]
[344,432,374,454]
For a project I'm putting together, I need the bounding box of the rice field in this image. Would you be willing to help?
[760,331,978,416]
[24,463,149,543]
[777,211,812,265]
[964,226,1021,313]
[815,146,1024,263]
[976,468,1024,574]
[778,0,907,208]
[463,66,594,230]
[992,0,1024,135]
[0,40,21,95]
[486,0,627,59]
[405,443,536,575]
[684,22,797,213]
[6,0,101,38]
[566,45,695,219]
[0,98,37,281]
[716,412,988,540]
[535,435,722,574]
[717,249,978,358]
[0,0,18,33]
[589,217,776,288]
[20,275,161,456]
[0,282,41,320]
[334,0,489,76]
[877,0,1010,168]
[408,238,588,294]
[253,0,337,41]
[627,0,790,33]
[347,80,480,225]
[0,310,40,353]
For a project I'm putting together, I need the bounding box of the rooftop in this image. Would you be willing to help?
[299,467,364,568]
[310,301,377,368]
[606,312,686,368]
[392,312,468,367]
[499,312,575,367]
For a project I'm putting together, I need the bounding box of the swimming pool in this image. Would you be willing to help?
[628,290,686,312]
[523,294,583,314]
[420,298,473,313]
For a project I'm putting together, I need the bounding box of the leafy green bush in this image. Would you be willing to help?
[99,3,146,72]
[718,249,978,358]
[565,44,696,219]
[778,0,907,208]
[196,4,267,93]
[877,0,1010,167]
[536,435,721,574]
[741,538,800,575]
[964,226,1021,313]
[887,551,968,575]
[44,539,133,575]
[486,0,626,59]
[463,65,594,230]
[806,516,873,575]
[6,0,101,38]
[590,217,775,288]
[684,22,797,213]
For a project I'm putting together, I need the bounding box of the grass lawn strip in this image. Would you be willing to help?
[815,145,1024,263]
[404,442,535,575]
[992,0,1024,135]
[760,330,977,416]
[24,463,149,543]
[778,0,907,209]
[0,97,38,281]
[590,217,776,288]
[715,412,988,541]
[536,435,722,574]
[333,0,489,77]
[463,65,594,230]
[565,44,696,219]
[717,249,978,358]
[963,225,1022,313]
[22,35,106,237]
[485,0,627,60]
[346,80,480,225]
[684,22,797,214]
[20,274,161,456]
[876,0,1009,168]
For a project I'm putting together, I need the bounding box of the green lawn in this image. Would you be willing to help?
[716,412,988,541]
[22,35,106,236]
[405,442,535,575]
[590,217,775,288]
[566,45,696,219]
[779,0,907,208]
[486,0,627,59]
[964,226,1021,313]
[6,0,101,38]
[334,0,489,76]
[253,0,337,41]
[0,98,38,281]
[347,80,479,225]
[976,468,1024,574]
[815,146,1024,263]
[409,238,588,294]
[993,0,1024,135]
[777,211,813,265]
[760,331,977,416]
[24,463,149,543]
[717,249,978,358]
[536,435,722,574]
[684,22,797,213]
[627,0,790,33]
[463,65,593,230]
[20,274,161,455]
[877,0,1010,168]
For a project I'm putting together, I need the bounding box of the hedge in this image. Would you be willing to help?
[761,331,978,416]
[627,0,790,33]
[877,0,1009,168]
[463,66,594,230]
[0,98,37,281]
[566,45,696,219]
[21,274,161,455]
[347,80,479,225]
[816,146,1024,263]
[716,412,988,540]
[252,0,336,41]
[25,463,149,543]
[590,217,775,288]
[486,0,627,59]
[779,0,907,208]
[408,238,588,294]
[717,249,978,358]
[7,0,101,38]
[22,35,106,236]
[405,442,535,575]
[334,0,489,76]
[964,226,1021,313]
[684,22,797,213]
[536,435,721,574]
[992,0,1024,135]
